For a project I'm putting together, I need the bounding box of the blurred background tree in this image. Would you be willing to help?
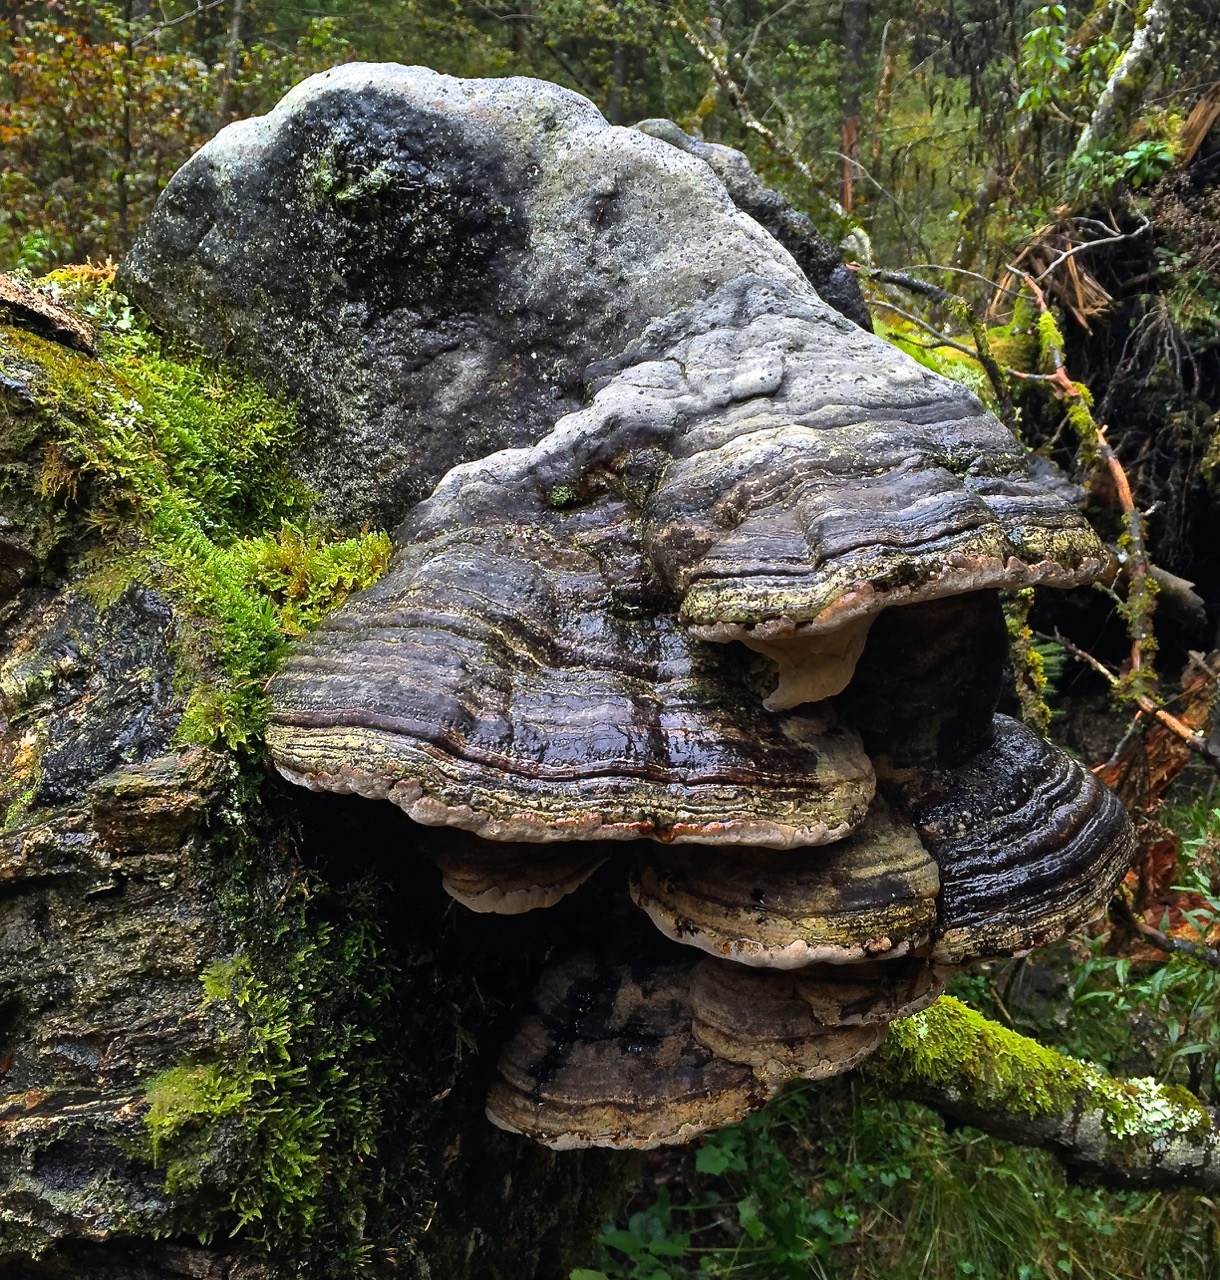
[4,1,1216,270]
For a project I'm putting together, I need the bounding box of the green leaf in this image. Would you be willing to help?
[695,1143,741,1175]
[737,1196,764,1240]
[601,1228,644,1257]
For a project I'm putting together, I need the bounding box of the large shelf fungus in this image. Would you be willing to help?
[124,65,1137,1153]
[628,801,941,968]
[485,945,896,1149]
[910,715,1136,963]
[266,521,877,848]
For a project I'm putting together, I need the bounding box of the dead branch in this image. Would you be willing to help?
[672,11,825,200]
[1110,891,1220,972]
[1039,630,1213,765]
[1030,216,1151,285]
[0,275,96,354]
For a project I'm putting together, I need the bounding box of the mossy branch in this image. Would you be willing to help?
[868,997,1220,1191]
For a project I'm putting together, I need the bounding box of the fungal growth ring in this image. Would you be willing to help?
[122,64,1134,1150]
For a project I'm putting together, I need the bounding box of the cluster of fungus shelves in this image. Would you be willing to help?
[117,63,1137,1152]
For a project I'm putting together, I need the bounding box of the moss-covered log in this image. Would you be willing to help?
[870,997,1220,1191]
[0,273,634,1279]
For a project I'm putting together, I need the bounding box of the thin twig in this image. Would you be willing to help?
[1039,629,1212,759]
[672,12,827,202]
[1111,892,1220,971]
[1024,216,1147,284]
[870,299,981,360]
[134,0,225,47]
[895,263,1026,299]
[1014,270,1155,680]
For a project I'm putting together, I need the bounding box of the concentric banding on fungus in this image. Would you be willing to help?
[267,517,876,847]
[620,290,1112,708]
[485,951,770,1150]
[628,800,940,968]
[667,448,1111,637]
[794,959,946,1026]
[912,715,1135,962]
[688,960,886,1082]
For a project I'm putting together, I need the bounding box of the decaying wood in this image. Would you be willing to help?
[1178,84,1220,169]
[0,274,96,353]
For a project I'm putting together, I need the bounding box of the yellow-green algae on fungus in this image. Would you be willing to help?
[873,997,1213,1145]
[0,268,393,749]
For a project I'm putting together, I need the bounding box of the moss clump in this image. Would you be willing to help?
[142,780,407,1271]
[1004,587,1052,733]
[1,268,393,749]
[985,296,1040,372]
[876,996,1081,1116]
[145,1060,250,1194]
[875,314,997,406]
[547,482,580,509]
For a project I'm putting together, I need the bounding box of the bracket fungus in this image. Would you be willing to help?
[123,64,1136,1151]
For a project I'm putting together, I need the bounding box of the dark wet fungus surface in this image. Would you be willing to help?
[910,715,1135,963]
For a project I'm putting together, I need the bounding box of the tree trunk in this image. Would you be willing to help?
[219,0,248,123]
[839,0,867,212]
[5,0,25,102]
[1072,0,1172,160]
[608,37,627,124]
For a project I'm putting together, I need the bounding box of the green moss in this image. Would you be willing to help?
[986,315,1039,372]
[1004,587,1052,733]
[1035,309,1066,373]
[141,783,408,1271]
[1,781,40,832]
[874,997,1214,1146]
[876,997,1080,1116]
[547,482,579,509]
[1,270,393,749]
[334,160,395,205]
[145,1061,250,1194]
[875,315,997,407]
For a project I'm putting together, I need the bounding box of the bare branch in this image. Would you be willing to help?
[1038,629,1213,762]
[1032,217,1152,285]
[895,263,1026,300]
[870,299,980,360]
[671,10,833,210]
